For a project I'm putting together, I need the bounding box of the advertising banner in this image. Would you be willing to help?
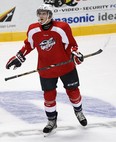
[0,0,116,33]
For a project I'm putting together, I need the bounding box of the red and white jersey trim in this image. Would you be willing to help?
[28,27,41,49]
[51,26,69,46]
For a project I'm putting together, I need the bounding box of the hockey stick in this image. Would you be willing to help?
[4,49,102,81]
[83,49,103,58]
[4,59,72,81]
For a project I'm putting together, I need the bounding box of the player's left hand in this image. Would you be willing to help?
[72,51,84,64]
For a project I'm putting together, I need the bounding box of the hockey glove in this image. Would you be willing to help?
[6,51,26,69]
[72,51,84,65]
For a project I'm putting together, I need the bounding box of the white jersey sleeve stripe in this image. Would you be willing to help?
[51,26,69,47]
[28,27,41,49]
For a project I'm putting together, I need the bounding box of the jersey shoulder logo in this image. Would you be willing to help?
[39,37,56,51]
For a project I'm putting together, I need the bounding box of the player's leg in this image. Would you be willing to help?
[60,68,87,126]
[40,76,58,133]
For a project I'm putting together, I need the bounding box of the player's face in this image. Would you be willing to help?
[38,11,50,25]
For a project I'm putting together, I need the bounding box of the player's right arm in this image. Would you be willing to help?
[6,39,34,69]
[6,43,33,70]
[6,25,34,70]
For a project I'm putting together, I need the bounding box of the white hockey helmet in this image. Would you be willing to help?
[37,4,53,19]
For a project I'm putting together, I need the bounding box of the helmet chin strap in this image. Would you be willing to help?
[38,14,51,25]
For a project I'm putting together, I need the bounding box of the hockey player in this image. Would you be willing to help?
[6,4,87,134]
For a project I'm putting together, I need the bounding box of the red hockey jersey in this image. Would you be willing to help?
[20,21,78,78]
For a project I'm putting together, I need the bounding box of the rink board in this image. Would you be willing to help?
[0,23,116,42]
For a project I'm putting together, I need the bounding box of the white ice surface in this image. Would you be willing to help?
[0,33,116,142]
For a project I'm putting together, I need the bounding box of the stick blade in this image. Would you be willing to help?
[84,49,103,58]
[97,49,103,54]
